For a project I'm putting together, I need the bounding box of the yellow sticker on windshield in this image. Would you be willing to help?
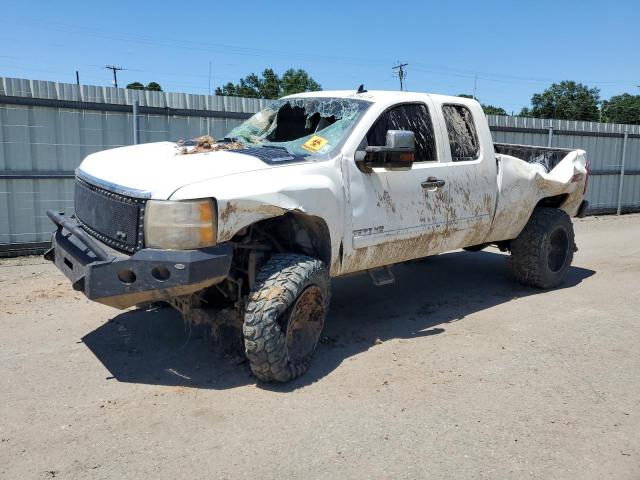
[302,135,328,153]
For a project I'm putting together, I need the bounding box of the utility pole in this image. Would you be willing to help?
[473,73,478,100]
[392,63,408,91]
[75,70,80,86]
[105,65,124,88]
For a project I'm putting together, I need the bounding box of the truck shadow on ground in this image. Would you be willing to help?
[82,249,595,391]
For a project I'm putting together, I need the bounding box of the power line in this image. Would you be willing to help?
[104,65,124,88]
[2,17,637,90]
[392,63,408,91]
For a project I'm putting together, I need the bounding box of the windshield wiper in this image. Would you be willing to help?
[259,145,289,151]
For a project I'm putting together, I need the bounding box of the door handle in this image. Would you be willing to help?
[421,177,445,189]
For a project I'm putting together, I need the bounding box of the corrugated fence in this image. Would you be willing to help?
[1,77,638,255]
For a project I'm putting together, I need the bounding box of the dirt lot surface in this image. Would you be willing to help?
[1,214,639,479]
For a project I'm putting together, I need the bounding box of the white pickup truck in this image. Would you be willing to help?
[45,90,590,382]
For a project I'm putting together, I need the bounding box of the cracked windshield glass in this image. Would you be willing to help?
[225,97,372,157]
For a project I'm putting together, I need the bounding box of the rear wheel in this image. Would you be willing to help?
[508,208,575,288]
[243,253,329,382]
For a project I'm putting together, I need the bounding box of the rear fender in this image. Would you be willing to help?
[484,150,587,242]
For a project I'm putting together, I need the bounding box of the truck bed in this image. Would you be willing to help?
[494,143,575,173]
[484,142,588,244]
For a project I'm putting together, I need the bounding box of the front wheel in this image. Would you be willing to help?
[243,254,330,382]
[508,208,575,289]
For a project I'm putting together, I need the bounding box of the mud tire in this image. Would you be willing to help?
[508,208,575,289]
[243,254,330,382]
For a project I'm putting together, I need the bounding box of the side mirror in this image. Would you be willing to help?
[356,130,416,171]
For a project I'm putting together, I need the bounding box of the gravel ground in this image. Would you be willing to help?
[0,214,639,480]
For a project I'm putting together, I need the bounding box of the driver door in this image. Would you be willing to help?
[341,101,451,274]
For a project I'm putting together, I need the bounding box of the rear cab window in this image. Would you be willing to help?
[442,105,480,161]
[365,103,437,163]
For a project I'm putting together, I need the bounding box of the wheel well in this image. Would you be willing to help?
[536,194,568,209]
[202,212,332,312]
[234,212,332,266]
[502,199,569,252]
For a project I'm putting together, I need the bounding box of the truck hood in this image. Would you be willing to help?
[77,142,281,199]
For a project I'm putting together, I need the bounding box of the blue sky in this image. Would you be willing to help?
[1,0,639,113]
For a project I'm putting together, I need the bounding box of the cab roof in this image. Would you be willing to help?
[286,89,480,107]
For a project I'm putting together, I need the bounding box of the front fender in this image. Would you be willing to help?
[216,196,304,242]
[169,161,344,268]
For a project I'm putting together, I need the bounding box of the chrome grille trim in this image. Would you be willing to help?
[75,169,153,199]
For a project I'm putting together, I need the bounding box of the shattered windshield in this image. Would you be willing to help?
[225,97,372,157]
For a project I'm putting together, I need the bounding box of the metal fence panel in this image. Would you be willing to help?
[585,175,619,210]
[0,178,74,245]
[622,174,640,206]
[625,137,640,170]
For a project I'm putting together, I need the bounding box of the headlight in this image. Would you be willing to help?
[144,199,216,250]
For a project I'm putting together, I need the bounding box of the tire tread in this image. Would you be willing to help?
[243,253,329,382]
[508,208,575,289]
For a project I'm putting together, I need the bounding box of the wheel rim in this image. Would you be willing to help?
[548,228,569,273]
[285,286,325,363]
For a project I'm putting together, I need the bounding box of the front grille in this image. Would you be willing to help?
[74,178,146,253]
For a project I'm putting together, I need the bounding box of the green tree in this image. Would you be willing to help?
[216,82,238,97]
[126,82,145,90]
[146,82,162,92]
[519,107,531,117]
[601,93,640,125]
[482,105,507,115]
[526,81,600,121]
[215,68,322,99]
[126,81,162,91]
[281,69,321,97]
[457,94,507,115]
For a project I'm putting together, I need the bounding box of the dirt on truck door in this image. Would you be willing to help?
[432,102,498,247]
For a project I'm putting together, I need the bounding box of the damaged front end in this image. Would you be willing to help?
[44,210,232,310]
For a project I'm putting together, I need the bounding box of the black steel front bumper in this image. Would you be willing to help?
[44,211,232,309]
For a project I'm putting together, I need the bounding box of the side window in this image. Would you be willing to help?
[365,103,437,162]
[442,105,480,161]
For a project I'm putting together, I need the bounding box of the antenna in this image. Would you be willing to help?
[104,65,125,88]
[392,63,408,91]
